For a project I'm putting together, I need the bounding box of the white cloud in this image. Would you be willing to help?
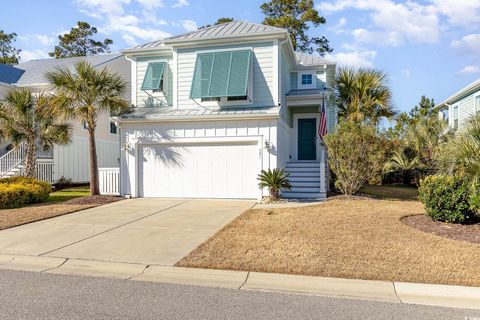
[75,0,171,46]
[329,17,347,34]
[451,34,480,56]
[431,0,480,28]
[318,0,445,46]
[327,50,377,68]
[458,65,480,75]
[180,20,197,31]
[172,0,189,8]
[20,49,49,62]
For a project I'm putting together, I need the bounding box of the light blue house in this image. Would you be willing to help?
[114,21,337,200]
[436,79,480,130]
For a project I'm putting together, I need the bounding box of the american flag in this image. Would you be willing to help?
[318,99,327,140]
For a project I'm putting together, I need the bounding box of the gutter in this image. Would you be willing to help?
[111,112,280,124]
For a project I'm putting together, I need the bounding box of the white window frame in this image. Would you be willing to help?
[141,58,169,96]
[298,71,316,89]
[109,120,118,135]
[452,104,459,130]
[192,47,254,107]
[474,93,480,113]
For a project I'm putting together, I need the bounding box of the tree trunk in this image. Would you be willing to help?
[24,138,37,179]
[88,128,100,195]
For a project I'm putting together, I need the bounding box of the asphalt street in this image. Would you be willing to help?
[1,269,479,320]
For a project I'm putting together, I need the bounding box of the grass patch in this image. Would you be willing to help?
[358,184,418,200]
[177,197,480,286]
[47,186,90,203]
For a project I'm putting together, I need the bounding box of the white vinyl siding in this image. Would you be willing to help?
[176,42,275,109]
[54,137,119,183]
[448,88,480,130]
[136,56,173,107]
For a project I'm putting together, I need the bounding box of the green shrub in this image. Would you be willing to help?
[0,177,52,209]
[257,168,291,200]
[418,175,476,223]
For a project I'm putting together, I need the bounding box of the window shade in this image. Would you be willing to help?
[141,62,166,90]
[190,50,251,98]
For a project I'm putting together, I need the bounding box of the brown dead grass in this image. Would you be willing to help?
[176,197,480,286]
[0,196,121,230]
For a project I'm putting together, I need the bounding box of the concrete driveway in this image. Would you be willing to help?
[0,199,254,265]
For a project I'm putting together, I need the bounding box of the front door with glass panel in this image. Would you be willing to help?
[298,118,317,160]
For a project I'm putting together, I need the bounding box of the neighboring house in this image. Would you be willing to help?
[0,54,131,183]
[436,79,480,130]
[114,21,337,200]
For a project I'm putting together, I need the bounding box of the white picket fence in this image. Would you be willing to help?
[35,161,55,183]
[99,167,120,195]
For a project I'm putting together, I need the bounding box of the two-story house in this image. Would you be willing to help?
[436,78,480,130]
[0,54,130,183]
[114,21,337,200]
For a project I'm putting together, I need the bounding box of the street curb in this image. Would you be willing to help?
[1,254,480,310]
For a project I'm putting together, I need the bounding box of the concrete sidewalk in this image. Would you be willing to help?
[1,253,479,310]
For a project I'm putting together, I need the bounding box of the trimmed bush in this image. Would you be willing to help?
[0,177,52,209]
[418,175,476,223]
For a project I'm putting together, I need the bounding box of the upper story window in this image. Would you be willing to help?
[110,121,118,135]
[190,50,252,104]
[298,71,316,89]
[453,105,459,130]
[141,62,166,93]
[475,94,480,113]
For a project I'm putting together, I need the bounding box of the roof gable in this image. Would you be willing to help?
[133,21,287,50]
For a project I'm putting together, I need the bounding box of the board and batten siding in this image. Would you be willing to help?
[176,42,275,109]
[135,55,174,108]
[119,119,278,196]
[54,137,119,183]
[448,88,480,129]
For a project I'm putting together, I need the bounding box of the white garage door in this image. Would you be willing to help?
[139,142,260,199]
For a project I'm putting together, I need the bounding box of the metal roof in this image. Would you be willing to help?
[116,106,280,121]
[14,54,122,87]
[295,52,334,66]
[435,78,480,108]
[0,63,24,85]
[133,21,287,49]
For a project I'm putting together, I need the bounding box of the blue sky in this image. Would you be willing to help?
[1,0,480,113]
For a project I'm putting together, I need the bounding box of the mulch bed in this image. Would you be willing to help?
[64,195,122,205]
[402,214,480,245]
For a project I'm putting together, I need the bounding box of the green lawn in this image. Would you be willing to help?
[358,184,419,201]
[47,186,90,203]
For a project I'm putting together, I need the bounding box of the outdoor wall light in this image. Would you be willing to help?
[121,142,134,151]
[264,140,272,150]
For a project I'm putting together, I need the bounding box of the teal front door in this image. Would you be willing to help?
[298,118,317,160]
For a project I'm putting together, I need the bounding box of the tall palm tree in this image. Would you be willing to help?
[438,113,480,187]
[0,88,71,178]
[334,67,395,125]
[46,61,129,195]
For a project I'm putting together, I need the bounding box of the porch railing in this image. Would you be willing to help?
[99,167,120,195]
[0,143,25,178]
[35,160,55,184]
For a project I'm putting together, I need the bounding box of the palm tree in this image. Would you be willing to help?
[257,168,292,200]
[0,88,71,178]
[406,112,448,171]
[46,61,129,195]
[383,150,421,185]
[334,67,394,125]
[438,113,480,187]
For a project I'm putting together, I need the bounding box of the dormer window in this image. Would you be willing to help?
[190,49,252,104]
[141,62,166,93]
[298,71,316,89]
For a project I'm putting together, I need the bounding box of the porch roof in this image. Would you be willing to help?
[114,106,280,122]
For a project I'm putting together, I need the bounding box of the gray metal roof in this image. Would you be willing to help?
[134,21,287,49]
[295,52,334,66]
[435,78,480,108]
[0,64,24,85]
[14,54,122,87]
[116,106,280,121]
[287,89,328,96]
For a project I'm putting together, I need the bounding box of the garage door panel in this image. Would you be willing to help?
[140,142,259,199]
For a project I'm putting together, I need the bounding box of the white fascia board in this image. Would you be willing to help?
[435,79,480,109]
[113,113,279,124]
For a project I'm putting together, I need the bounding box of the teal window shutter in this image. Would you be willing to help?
[190,50,252,99]
[141,62,166,90]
